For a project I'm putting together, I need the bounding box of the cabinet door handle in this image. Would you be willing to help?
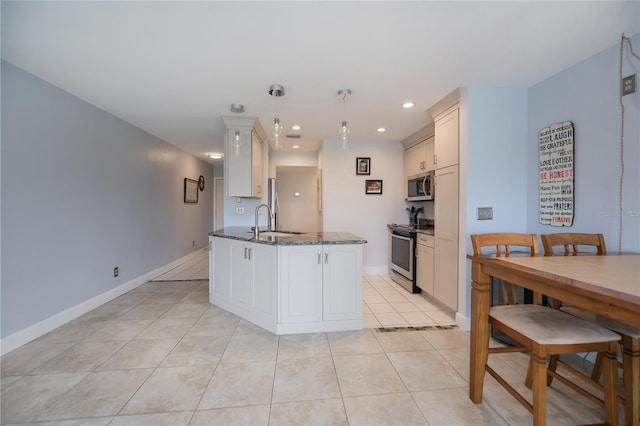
[324,251,328,264]
[318,251,322,264]
[244,247,247,259]
[248,248,252,261]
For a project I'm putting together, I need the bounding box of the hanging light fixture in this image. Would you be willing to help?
[269,84,285,149]
[231,130,242,156]
[337,89,352,150]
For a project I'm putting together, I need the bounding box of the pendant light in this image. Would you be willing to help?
[269,84,285,149]
[337,89,351,150]
[231,130,242,156]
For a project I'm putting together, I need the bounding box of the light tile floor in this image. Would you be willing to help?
[0,259,621,425]
[153,248,209,281]
[361,274,456,328]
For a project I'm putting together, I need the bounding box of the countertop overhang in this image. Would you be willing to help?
[209,227,367,246]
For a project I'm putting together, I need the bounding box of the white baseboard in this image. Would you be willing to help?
[0,249,205,356]
[363,265,389,275]
[456,311,470,332]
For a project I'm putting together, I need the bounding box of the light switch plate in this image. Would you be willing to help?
[477,207,493,220]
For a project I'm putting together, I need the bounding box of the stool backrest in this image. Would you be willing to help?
[541,233,606,256]
[470,233,540,305]
[470,233,539,257]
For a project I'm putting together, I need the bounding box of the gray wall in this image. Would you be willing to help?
[526,33,639,253]
[1,61,214,339]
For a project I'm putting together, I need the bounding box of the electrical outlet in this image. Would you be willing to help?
[235,207,244,214]
[113,266,119,277]
[477,207,493,220]
[622,74,636,96]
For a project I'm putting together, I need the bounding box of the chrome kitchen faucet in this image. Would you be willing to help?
[254,204,273,238]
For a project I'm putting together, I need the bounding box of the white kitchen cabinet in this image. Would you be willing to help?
[222,116,266,198]
[404,140,426,178]
[434,107,459,170]
[424,136,435,171]
[404,135,435,177]
[278,245,323,324]
[402,125,435,197]
[279,244,362,325]
[210,237,276,329]
[434,165,459,311]
[416,233,435,296]
[322,244,362,321]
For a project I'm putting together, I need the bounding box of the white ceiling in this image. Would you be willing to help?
[2,1,639,164]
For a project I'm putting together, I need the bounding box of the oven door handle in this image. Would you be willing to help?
[391,233,412,242]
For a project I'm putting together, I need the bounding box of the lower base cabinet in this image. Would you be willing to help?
[279,244,363,325]
[210,237,276,331]
[210,236,363,334]
[416,234,435,296]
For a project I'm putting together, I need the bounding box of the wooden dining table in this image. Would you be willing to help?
[468,253,640,424]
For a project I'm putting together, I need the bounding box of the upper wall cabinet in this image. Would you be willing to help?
[433,106,459,170]
[222,117,266,198]
[402,124,435,191]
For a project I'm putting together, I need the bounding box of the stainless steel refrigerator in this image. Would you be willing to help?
[267,178,279,230]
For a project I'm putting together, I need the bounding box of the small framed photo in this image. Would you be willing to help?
[356,157,371,175]
[365,179,383,194]
[184,178,199,203]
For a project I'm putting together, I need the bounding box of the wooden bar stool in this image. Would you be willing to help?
[471,233,621,425]
[542,232,639,426]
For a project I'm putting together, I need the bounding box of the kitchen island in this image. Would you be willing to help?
[208,228,366,335]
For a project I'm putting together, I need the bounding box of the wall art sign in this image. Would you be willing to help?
[356,157,371,175]
[538,121,574,226]
[184,178,199,203]
[365,179,383,194]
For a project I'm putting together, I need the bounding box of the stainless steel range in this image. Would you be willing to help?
[388,222,433,293]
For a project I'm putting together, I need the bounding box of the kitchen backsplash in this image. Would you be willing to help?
[405,201,434,221]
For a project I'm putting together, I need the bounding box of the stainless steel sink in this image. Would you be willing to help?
[258,231,302,237]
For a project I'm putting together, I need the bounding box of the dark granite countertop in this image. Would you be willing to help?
[415,227,435,236]
[209,227,367,246]
[387,223,435,236]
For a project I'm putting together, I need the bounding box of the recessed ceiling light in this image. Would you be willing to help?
[208,152,223,159]
[292,145,300,149]
[377,127,386,132]
[291,125,301,130]
[402,102,415,109]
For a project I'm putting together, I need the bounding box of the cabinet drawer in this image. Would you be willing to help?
[417,234,434,247]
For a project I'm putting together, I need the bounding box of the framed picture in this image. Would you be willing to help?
[356,157,371,175]
[365,179,383,194]
[184,178,199,203]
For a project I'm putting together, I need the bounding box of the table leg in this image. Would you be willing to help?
[469,261,490,402]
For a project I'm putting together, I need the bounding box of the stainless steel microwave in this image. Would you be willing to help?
[407,172,434,201]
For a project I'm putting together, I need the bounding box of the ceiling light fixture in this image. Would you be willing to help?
[230,104,245,113]
[291,125,301,130]
[402,102,415,109]
[231,130,242,156]
[208,152,223,159]
[269,84,285,149]
[337,89,352,150]
[292,145,300,149]
[377,127,386,132]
